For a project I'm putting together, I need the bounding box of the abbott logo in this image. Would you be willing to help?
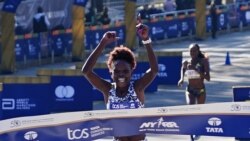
[2,99,15,110]
[55,85,75,98]
[208,117,222,126]
[24,131,38,140]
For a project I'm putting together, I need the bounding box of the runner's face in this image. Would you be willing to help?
[189,46,199,59]
[111,60,132,87]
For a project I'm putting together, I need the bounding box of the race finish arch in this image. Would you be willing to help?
[0,0,89,73]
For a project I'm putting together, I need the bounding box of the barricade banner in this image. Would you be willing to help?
[0,83,52,120]
[15,37,27,62]
[227,4,240,28]
[178,17,193,37]
[109,26,126,47]
[25,35,40,60]
[233,86,250,102]
[50,32,66,56]
[164,19,179,38]
[89,28,107,50]
[49,76,93,113]
[64,29,73,54]
[233,86,250,140]
[87,26,125,50]
[147,21,166,41]
[240,9,250,26]
[157,56,182,85]
[84,30,92,50]
[0,102,249,141]
[206,15,212,32]
[218,12,228,30]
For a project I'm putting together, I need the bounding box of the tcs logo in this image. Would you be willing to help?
[67,128,89,140]
[55,85,75,98]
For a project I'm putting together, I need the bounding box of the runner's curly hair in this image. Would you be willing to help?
[107,46,136,72]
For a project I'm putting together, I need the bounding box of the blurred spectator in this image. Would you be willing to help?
[176,0,186,10]
[164,0,177,12]
[148,4,163,15]
[139,4,150,21]
[214,0,222,5]
[97,7,111,25]
[176,0,195,10]
[33,6,50,33]
[85,7,98,26]
[210,1,218,39]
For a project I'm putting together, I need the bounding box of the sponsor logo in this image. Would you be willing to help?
[206,117,223,133]
[2,98,37,110]
[231,104,241,111]
[15,43,22,55]
[169,24,178,30]
[182,22,188,31]
[246,11,250,22]
[152,26,164,35]
[4,4,14,9]
[220,14,225,26]
[67,128,89,140]
[132,73,144,80]
[208,117,222,126]
[158,64,168,78]
[24,131,38,140]
[157,108,169,113]
[2,99,15,110]
[10,120,21,127]
[67,126,109,140]
[231,104,250,111]
[55,85,75,101]
[83,112,94,117]
[139,117,179,132]
[56,38,62,49]
[207,17,212,27]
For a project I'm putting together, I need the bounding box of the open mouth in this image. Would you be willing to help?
[118,78,125,83]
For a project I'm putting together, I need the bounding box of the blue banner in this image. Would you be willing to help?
[15,38,27,62]
[2,0,22,13]
[206,15,212,32]
[178,18,193,37]
[64,30,73,54]
[50,33,66,56]
[50,76,93,113]
[164,19,179,38]
[228,4,241,28]
[0,102,249,140]
[148,21,166,41]
[233,86,250,102]
[73,0,89,7]
[157,56,182,85]
[25,37,40,60]
[0,83,52,120]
